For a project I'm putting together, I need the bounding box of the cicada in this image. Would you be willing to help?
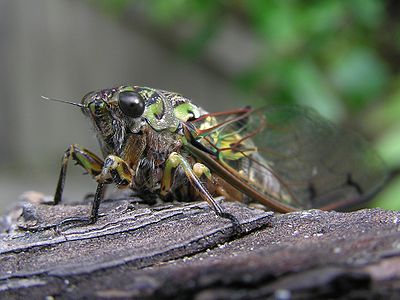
[44,85,386,227]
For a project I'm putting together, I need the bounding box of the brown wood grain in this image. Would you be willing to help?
[1,195,400,299]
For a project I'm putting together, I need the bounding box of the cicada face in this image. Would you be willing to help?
[80,85,202,156]
[81,86,149,134]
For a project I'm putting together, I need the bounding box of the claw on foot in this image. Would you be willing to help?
[219,211,242,236]
[55,216,94,233]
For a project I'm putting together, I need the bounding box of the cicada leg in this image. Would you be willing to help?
[54,144,104,205]
[54,147,133,229]
[75,155,132,224]
[161,152,241,231]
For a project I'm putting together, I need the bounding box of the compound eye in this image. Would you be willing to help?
[88,100,107,116]
[118,91,145,118]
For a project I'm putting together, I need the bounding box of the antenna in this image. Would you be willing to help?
[41,96,84,108]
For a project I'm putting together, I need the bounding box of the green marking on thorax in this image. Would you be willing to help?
[174,102,200,122]
[147,98,164,116]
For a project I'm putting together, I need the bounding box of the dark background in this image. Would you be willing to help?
[0,0,399,212]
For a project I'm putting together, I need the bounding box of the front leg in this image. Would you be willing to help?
[53,146,133,228]
[60,155,133,227]
[96,155,133,188]
[54,144,104,205]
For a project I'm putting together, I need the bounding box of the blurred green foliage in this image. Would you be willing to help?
[94,0,400,209]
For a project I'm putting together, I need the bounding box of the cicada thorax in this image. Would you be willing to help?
[91,86,207,201]
[109,95,238,203]
[133,128,184,193]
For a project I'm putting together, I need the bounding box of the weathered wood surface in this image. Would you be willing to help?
[1,195,400,299]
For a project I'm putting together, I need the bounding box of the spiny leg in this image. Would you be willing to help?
[192,162,241,230]
[96,155,133,188]
[161,152,241,232]
[56,182,106,229]
[56,154,133,230]
[54,144,104,205]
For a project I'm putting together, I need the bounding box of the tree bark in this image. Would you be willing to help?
[1,194,400,299]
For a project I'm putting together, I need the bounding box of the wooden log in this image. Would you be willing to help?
[1,193,400,299]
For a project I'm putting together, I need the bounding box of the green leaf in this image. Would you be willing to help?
[370,177,400,210]
[364,81,400,133]
[286,60,345,121]
[329,48,388,108]
[347,0,383,28]
[376,124,400,167]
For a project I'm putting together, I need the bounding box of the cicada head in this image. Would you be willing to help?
[82,86,141,132]
[81,85,183,155]
[44,84,200,156]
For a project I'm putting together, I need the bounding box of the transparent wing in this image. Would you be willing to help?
[189,105,387,210]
